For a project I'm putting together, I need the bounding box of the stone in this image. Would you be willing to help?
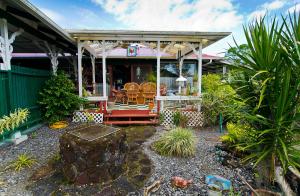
[12,135,28,145]
[60,124,128,185]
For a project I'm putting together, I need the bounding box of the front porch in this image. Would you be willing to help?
[70,30,230,125]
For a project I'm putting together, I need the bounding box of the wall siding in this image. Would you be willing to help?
[0,66,50,140]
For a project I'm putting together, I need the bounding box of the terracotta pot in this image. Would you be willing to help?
[49,121,68,129]
[251,189,281,196]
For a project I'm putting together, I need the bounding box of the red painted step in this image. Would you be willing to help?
[103,120,158,125]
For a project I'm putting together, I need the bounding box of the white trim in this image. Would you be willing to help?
[0,19,23,70]
[86,96,108,102]
[156,96,202,101]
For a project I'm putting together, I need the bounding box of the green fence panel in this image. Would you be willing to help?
[0,65,50,140]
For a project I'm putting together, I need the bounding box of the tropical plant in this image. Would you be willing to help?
[153,127,196,157]
[228,13,300,181]
[39,72,85,124]
[12,154,36,171]
[221,122,255,151]
[0,108,29,135]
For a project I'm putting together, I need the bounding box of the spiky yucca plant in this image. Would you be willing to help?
[228,13,300,181]
[153,128,196,157]
[0,108,29,135]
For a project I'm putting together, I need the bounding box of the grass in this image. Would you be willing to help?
[153,127,196,157]
[12,154,37,171]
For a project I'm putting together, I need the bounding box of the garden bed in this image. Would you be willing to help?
[0,124,257,195]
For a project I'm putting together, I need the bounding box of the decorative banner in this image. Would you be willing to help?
[127,46,137,57]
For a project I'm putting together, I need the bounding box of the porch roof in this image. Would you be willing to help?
[1,0,76,54]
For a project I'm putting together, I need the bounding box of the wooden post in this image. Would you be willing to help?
[0,19,10,70]
[198,42,202,95]
[77,41,83,98]
[156,40,162,111]
[91,55,96,94]
[102,40,107,98]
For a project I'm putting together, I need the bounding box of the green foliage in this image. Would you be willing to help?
[227,13,300,180]
[0,108,29,135]
[153,127,196,157]
[39,72,85,124]
[221,122,256,151]
[146,71,156,82]
[12,154,36,171]
[83,111,94,123]
[172,110,188,128]
[201,74,238,126]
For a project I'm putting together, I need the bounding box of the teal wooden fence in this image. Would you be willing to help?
[0,65,50,140]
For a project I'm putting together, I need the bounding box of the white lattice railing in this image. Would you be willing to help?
[161,109,204,127]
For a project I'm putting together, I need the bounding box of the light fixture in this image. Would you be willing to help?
[176,75,187,94]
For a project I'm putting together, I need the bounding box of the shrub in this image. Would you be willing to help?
[39,72,85,124]
[221,122,255,151]
[201,74,238,126]
[153,127,196,157]
[12,154,36,171]
[0,108,29,135]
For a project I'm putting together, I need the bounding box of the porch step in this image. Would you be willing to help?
[103,120,158,125]
[105,113,158,118]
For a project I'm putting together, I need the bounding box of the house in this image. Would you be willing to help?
[0,0,230,129]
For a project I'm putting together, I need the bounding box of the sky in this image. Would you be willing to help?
[29,0,300,56]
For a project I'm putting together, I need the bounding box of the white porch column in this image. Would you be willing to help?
[197,42,202,95]
[102,40,107,98]
[90,55,96,94]
[0,19,23,70]
[156,40,161,97]
[77,41,83,98]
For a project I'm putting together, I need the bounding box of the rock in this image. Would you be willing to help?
[60,124,128,185]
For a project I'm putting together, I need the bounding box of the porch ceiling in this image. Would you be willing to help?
[67,30,231,58]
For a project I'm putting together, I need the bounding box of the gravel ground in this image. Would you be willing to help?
[0,125,255,196]
[0,123,77,196]
[142,126,254,195]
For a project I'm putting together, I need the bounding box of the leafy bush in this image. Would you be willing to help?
[227,13,300,180]
[12,154,36,171]
[201,74,238,126]
[39,72,84,124]
[153,127,196,157]
[221,122,255,151]
[0,108,29,135]
[172,110,188,128]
